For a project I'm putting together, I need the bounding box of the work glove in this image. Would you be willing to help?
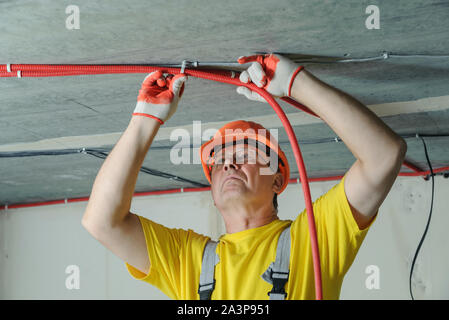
[133,70,187,124]
[236,53,304,103]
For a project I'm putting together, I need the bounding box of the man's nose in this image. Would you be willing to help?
[223,159,240,171]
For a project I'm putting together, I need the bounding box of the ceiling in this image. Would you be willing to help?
[1,0,449,206]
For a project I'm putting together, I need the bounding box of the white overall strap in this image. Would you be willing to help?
[198,240,219,300]
[261,225,291,300]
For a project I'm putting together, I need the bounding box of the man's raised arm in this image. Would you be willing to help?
[236,53,406,229]
[82,71,187,274]
[290,68,406,229]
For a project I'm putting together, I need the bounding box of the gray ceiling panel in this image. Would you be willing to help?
[1,0,449,206]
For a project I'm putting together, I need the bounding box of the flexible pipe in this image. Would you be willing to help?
[1,64,318,116]
[0,64,324,299]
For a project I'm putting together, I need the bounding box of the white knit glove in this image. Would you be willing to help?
[133,70,187,124]
[236,53,304,103]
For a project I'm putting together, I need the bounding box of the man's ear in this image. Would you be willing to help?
[272,172,284,194]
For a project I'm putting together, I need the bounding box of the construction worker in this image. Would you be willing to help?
[81,54,407,299]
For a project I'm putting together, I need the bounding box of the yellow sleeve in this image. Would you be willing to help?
[124,215,209,300]
[323,174,376,276]
[291,173,377,288]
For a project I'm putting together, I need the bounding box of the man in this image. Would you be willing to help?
[81,54,407,299]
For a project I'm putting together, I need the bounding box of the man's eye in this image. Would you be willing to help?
[213,156,226,165]
[235,153,246,163]
[211,154,222,163]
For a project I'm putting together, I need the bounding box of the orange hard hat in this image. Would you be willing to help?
[200,120,290,194]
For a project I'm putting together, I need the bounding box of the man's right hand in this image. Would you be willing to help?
[133,70,187,124]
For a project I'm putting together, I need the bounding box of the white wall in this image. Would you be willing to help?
[1,175,448,299]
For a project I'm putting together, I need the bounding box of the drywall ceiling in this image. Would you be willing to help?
[1,0,449,206]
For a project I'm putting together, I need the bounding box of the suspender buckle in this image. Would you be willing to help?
[267,271,289,300]
[198,279,216,300]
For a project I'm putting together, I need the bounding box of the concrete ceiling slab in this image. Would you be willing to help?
[1,0,449,206]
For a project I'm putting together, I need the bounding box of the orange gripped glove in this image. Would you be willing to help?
[133,70,187,124]
[236,53,304,103]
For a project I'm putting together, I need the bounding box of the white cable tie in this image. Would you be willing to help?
[17,70,22,78]
[230,71,236,78]
[416,133,420,139]
[6,63,11,72]
[180,60,199,73]
[334,137,339,143]
[297,178,300,184]
[382,51,389,59]
[180,60,187,74]
[181,187,184,193]
[81,147,86,154]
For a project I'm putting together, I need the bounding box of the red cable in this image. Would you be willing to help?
[0,63,328,299]
[2,166,448,212]
[250,84,323,300]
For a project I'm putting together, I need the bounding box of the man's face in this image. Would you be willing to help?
[210,143,283,210]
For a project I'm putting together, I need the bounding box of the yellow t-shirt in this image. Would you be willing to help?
[125,174,377,299]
